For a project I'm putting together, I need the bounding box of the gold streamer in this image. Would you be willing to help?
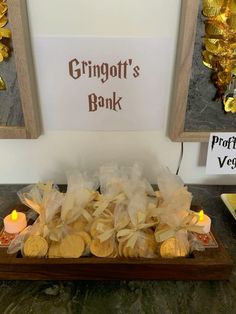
[0,74,5,90]
[0,0,11,90]
[223,96,236,112]
[202,0,236,112]
[154,212,204,243]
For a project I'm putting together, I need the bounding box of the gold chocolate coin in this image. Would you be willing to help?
[138,233,157,258]
[90,219,113,238]
[48,241,62,258]
[77,231,91,256]
[23,235,48,258]
[60,234,85,258]
[160,237,188,258]
[90,238,114,257]
[70,217,87,232]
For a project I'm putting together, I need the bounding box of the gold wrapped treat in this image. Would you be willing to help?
[160,237,189,258]
[23,235,48,258]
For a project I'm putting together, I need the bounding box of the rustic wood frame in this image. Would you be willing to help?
[0,0,41,139]
[169,0,210,142]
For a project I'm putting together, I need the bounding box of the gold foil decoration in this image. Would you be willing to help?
[0,75,6,90]
[202,0,236,112]
[223,77,236,112]
[0,0,11,91]
[223,97,236,112]
[203,0,225,17]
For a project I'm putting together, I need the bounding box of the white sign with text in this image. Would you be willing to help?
[33,37,172,131]
[206,133,236,174]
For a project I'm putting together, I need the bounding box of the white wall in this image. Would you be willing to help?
[0,0,234,184]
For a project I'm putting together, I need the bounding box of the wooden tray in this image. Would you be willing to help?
[0,205,233,281]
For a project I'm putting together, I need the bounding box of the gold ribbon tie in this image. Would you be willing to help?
[155,212,204,243]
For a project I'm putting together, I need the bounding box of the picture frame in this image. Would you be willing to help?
[0,0,41,139]
[169,0,236,142]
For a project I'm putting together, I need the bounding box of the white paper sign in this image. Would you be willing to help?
[33,37,172,131]
[206,133,236,174]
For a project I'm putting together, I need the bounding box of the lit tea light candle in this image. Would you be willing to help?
[196,209,211,234]
[3,210,27,234]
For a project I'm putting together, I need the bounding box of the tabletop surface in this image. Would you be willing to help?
[0,184,235,314]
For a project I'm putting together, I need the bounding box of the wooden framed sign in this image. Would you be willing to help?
[34,36,172,131]
[169,0,236,142]
[0,0,41,139]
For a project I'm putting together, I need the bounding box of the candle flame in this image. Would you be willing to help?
[11,210,18,221]
[199,210,204,222]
